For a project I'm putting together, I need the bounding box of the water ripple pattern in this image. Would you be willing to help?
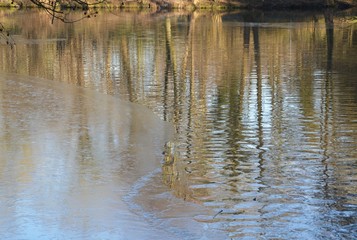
[1,10,357,239]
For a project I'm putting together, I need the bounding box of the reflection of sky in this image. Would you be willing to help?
[1,11,356,238]
[0,74,177,239]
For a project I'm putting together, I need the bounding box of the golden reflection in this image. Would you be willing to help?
[1,9,357,236]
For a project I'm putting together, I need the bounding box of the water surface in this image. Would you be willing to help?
[1,9,357,239]
[0,73,186,239]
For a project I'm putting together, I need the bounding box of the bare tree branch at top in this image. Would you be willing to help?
[1,0,108,48]
[28,0,106,23]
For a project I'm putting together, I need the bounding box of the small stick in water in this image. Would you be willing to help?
[213,209,223,219]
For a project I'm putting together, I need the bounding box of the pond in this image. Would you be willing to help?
[1,8,357,239]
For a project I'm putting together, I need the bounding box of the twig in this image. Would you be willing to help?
[213,209,223,219]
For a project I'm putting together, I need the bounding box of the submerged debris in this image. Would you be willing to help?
[213,209,223,219]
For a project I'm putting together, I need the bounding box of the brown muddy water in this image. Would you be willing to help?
[1,8,357,239]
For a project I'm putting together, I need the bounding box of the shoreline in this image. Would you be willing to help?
[0,0,356,11]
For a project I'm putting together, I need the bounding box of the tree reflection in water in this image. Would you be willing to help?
[1,9,357,239]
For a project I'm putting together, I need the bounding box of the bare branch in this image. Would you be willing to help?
[29,0,104,23]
